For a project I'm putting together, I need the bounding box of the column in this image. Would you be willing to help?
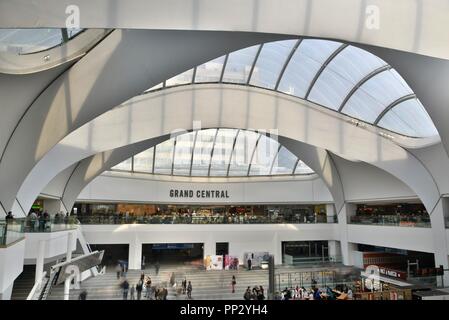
[203,234,215,260]
[66,231,74,262]
[328,240,340,261]
[273,232,282,265]
[35,240,46,282]
[337,203,358,266]
[326,204,336,223]
[430,199,449,286]
[128,237,142,270]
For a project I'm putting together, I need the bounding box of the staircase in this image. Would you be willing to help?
[11,265,36,300]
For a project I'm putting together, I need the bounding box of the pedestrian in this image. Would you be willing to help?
[78,290,87,300]
[187,281,192,299]
[130,284,135,300]
[231,275,236,293]
[140,272,145,282]
[136,280,143,300]
[155,261,160,275]
[115,262,122,279]
[145,277,152,299]
[122,279,129,300]
[182,278,187,294]
[247,258,252,271]
[5,211,13,222]
[244,287,252,300]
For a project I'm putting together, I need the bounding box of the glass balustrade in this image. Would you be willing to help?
[349,215,431,228]
[0,218,25,246]
[76,214,338,225]
[22,216,79,232]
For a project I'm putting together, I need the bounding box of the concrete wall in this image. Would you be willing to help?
[0,240,25,299]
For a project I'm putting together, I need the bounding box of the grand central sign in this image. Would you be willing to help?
[169,189,230,199]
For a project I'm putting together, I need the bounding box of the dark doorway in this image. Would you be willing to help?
[142,243,203,267]
[216,242,229,256]
[89,244,129,266]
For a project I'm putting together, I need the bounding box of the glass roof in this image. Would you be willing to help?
[0,28,84,54]
[111,129,315,177]
[145,39,438,138]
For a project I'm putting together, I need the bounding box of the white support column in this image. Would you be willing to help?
[326,204,336,223]
[203,235,215,260]
[328,240,340,262]
[35,240,46,283]
[66,231,74,262]
[273,232,282,265]
[337,203,357,266]
[430,198,449,286]
[128,237,142,270]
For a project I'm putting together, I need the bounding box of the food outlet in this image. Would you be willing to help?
[169,189,230,199]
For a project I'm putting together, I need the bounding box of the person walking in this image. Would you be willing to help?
[145,277,152,299]
[187,281,192,299]
[231,275,236,293]
[182,278,187,294]
[78,290,88,300]
[247,258,252,271]
[136,280,143,300]
[155,261,160,276]
[122,279,129,300]
[115,263,122,279]
[130,284,135,300]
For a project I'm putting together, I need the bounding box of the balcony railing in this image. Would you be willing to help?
[349,215,431,228]
[77,214,338,225]
[22,216,79,232]
[0,218,25,246]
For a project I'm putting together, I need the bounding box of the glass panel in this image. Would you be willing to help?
[355,69,413,108]
[308,69,354,110]
[209,129,239,176]
[277,39,341,98]
[191,129,217,176]
[271,146,298,175]
[341,87,387,123]
[153,139,175,174]
[145,82,164,93]
[249,135,279,176]
[194,55,226,83]
[249,40,297,89]
[222,45,260,83]
[133,148,154,173]
[111,158,132,171]
[172,132,196,176]
[0,28,63,54]
[165,68,194,87]
[294,160,314,175]
[326,45,386,85]
[378,99,439,137]
[228,131,260,176]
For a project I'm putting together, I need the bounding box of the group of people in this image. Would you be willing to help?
[174,278,193,299]
[274,285,353,300]
[243,286,265,300]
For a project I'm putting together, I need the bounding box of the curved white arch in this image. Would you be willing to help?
[17,84,439,215]
[2,0,449,60]
[0,29,286,212]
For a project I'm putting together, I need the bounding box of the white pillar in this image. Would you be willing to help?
[326,204,336,223]
[273,232,282,265]
[328,240,340,261]
[0,282,14,300]
[203,235,215,260]
[337,203,357,266]
[64,276,72,300]
[128,237,142,270]
[35,240,46,282]
[66,231,74,262]
[430,199,449,286]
